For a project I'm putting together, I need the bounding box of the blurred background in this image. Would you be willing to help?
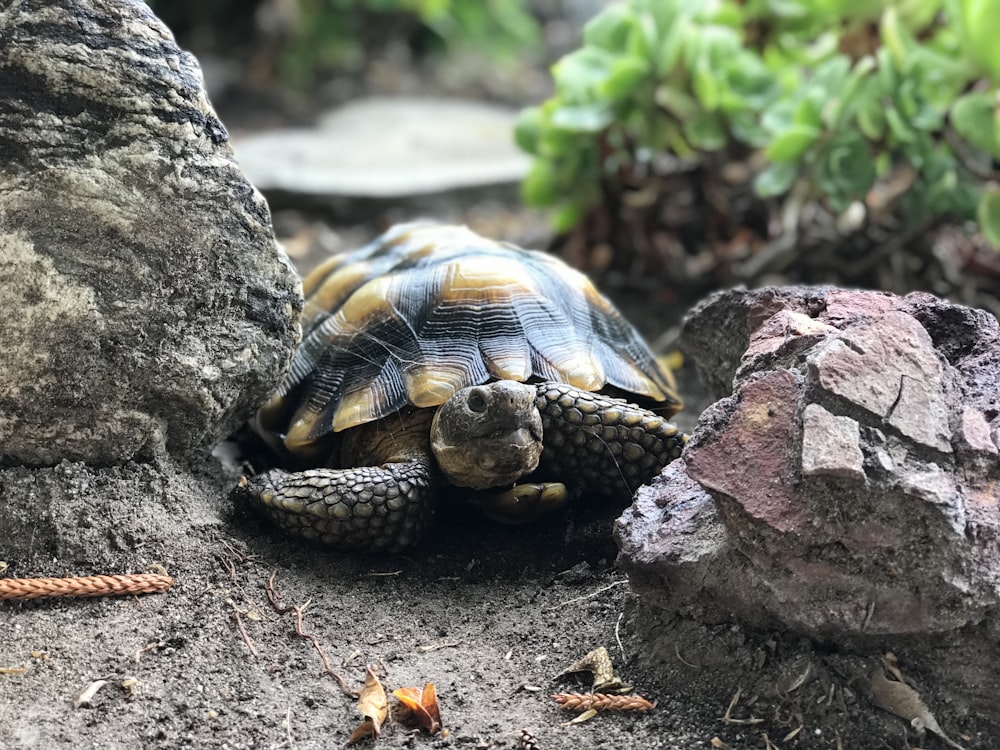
[147,0,1000,340]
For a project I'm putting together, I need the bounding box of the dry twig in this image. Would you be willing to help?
[721,687,764,725]
[0,573,173,601]
[233,610,259,658]
[551,692,656,712]
[266,571,357,697]
[417,640,463,653]
[546,580,628,611]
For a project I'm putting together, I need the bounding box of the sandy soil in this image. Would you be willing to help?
[1,218,992,750]
[2,457,993,750]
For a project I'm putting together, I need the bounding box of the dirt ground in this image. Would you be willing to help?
[1,447,994,750]
[1,243,994,750]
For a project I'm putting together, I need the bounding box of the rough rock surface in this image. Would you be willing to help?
[0,0,301,468]
[617,286,1000,724]
[618,287,1000,634]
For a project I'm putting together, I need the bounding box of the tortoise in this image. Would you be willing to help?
[235,223,685,552]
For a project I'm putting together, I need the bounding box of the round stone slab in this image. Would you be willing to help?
[233,96,532,198]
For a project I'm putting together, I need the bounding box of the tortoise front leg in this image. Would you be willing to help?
[234,409,437,553]
[235,459,434,553]
[534,382,686,499]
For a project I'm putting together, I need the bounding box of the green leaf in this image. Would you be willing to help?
[811,55,852,95]
[754,161,798,197]
[951,91,1000,158]
[876,47,898,92]
[976,186,1000,248]
[692,57,721,110]
[513,106,544,154]
[885,105,915,143]
[627,13,657,60]
[766,123,821,162]
[583,5,636,53]
[880,7,916,71]
[709,3,744,28]
[910,102,944,132]
[730,111,769,147]
[896,79,919,120]
[875,150,892,178]
[816,132,876,207]
[760,0,810,19]
[761,100,796,136]
[599,56,649,100]
[521,161,559,206]
[656,83,702,120]
[856,96,886,140]
[638,0,682,38]
[551,202,585,233]
[549,103,615,132]
[959,0,1000,82]
[552,47,616,100]
[722,53,780,111]
[683,112,727,151]
[655,15,690,76]
[793,98,822,129]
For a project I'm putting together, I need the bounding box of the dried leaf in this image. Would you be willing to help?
[558,646,628,692]
[74,679,109,707]
[392,682,441,734]
[551,692,656,712]
[869,657,966,750]
[348,666,387,743]
[347,721,377,745]
[566,708,598,724]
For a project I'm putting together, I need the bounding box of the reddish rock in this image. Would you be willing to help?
[685,370,806,534]
[617,287,1000,645]
[808,311,952,453]
[800,403,864,481]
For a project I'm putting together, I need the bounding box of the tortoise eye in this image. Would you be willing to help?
[467,391,488,413]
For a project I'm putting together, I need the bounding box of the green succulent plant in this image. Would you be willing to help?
[517,0,1000,247]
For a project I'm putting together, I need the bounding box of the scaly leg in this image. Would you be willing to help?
[233,410,437,553]
[534,382,686,500]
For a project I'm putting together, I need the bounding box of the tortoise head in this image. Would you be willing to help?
[430,380,543,490]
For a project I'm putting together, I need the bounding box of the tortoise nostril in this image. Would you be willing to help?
[467,391,488,413]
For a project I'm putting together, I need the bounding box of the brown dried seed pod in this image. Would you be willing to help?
[551,692,656,712]
[0,574,174,600]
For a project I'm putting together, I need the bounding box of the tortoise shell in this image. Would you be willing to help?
[265,223,681,453]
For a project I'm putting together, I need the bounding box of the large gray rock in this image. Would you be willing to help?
[0,0,301,567]
[0,0,300,467]
[617,287,1000,637]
